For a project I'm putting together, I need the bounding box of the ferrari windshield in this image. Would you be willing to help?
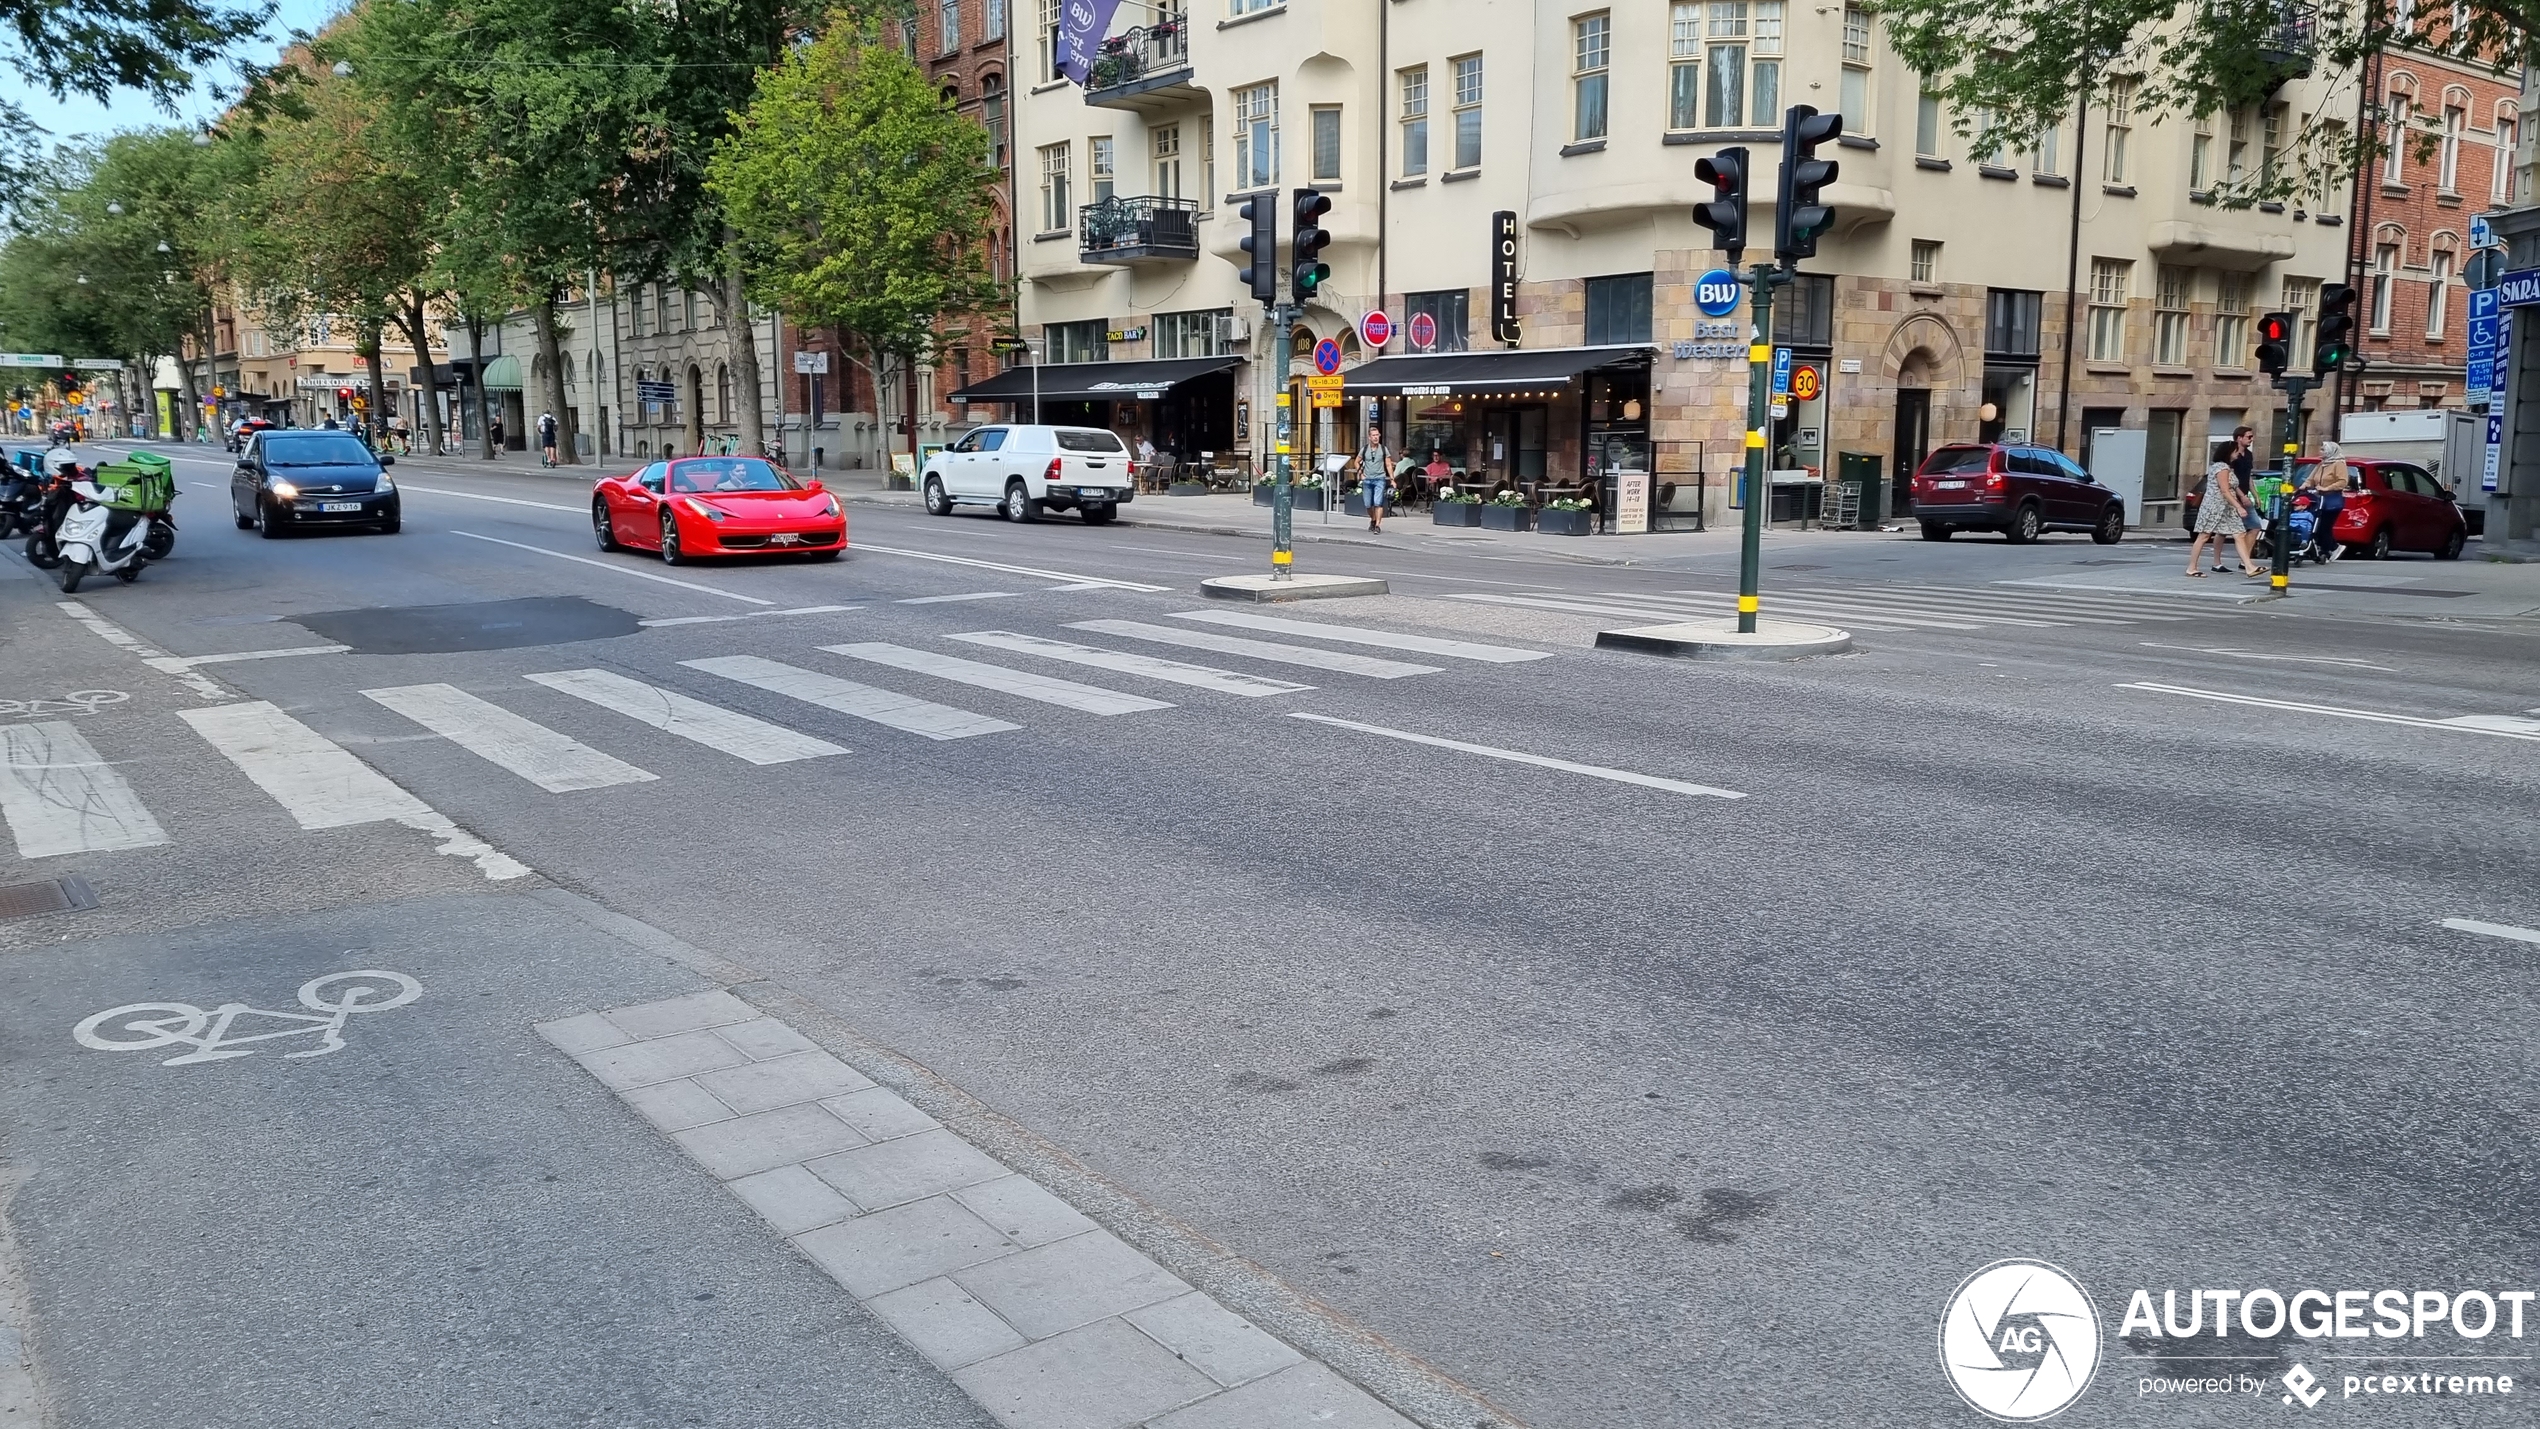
[670,458,799,493]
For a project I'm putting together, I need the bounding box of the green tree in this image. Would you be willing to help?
[1,0,269,192]
[709,17,1005,471]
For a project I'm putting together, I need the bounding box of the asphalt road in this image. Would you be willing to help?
[4,439,2537,1427]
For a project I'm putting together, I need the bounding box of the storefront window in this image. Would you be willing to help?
[1405,290,1470,352]
[1046,320,1108,364]
[1584,273,1654,345]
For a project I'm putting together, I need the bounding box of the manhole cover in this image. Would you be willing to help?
[0,876,97,921]
[292,597,640,654]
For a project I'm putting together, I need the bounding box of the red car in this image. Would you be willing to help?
[2295,457,2467,560]
[592,456,845,564]
[1908,443,2127,545]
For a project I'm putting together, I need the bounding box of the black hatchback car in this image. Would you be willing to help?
[231,431,400,537]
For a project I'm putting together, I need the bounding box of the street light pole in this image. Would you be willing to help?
[1267,301,1295,580]
[1737,264,1786,634]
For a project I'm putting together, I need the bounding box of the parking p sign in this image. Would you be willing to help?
[1695,269,1742,318]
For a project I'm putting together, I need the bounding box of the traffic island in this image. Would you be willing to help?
[1200,573,1389,603]
[1596,617,1852,661]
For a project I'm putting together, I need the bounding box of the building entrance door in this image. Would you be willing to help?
[1893,388,1931,515]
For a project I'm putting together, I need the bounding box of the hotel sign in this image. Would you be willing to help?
[1490,212,1522,345]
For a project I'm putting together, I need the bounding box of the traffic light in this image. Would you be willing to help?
[1774,105,1842,265]
[2313,283,2356,374]
[1693,148,1749,263]
[2255,312,2294,377]
[1236,192,1277,303]
[1291,189,1332,303]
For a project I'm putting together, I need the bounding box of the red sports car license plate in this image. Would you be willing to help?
[769,532,802,544]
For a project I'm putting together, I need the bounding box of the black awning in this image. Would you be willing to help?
[947,355,1242,405]
[1342,344,1653,396]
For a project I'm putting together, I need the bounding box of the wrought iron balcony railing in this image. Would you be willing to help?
[1079,195,1201,264]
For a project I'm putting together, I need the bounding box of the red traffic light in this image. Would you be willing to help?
[337,386,355,401]
[2256,314,2292,344]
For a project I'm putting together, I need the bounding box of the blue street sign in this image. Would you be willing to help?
[1694,269,1742,318]
[1771,347,1793,398]
[2468,289,2500,401]
[1312,337,1343,376]
[2469,214,2495,249]
[2487,411,2505,492]
[2498,268,2540,307]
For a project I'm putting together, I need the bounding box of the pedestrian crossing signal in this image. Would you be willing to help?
[2255,312,2294,378]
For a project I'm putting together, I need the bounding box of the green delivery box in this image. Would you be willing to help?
[90,451,174,512]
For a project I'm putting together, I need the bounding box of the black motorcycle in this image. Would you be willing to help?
[21,465,80,569]
[0,462,40,540]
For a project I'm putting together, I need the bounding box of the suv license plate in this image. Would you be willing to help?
[320,501,362,512]
[1933,480,1966,490]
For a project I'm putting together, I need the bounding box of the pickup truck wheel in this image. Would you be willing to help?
[1004,481,1039,523]
[1919,522,1951,541]
[923,476,952,516]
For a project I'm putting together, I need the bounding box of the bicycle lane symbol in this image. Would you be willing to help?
[74,970,422,1067]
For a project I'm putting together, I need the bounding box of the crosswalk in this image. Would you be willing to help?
[0,613,1554,862]
[1446,582,2242,633]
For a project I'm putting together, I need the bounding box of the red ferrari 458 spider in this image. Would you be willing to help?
[592,456,846,564]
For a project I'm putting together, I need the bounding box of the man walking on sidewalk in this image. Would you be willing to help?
[1356,424,1391,535]
[538,411,559,468]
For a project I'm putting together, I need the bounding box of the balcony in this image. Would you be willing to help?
[1079,196,1202,265]
[1083,22,1201,114]
[2212,0,2317,85]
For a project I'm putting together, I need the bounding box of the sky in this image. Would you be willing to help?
[15,0,349,143]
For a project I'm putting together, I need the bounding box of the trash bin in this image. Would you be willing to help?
[1839,452,1883,530]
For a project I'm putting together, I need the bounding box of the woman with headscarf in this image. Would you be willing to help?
[2305,441,2351,561]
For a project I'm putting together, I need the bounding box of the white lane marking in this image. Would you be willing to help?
[1070,619,1442,679]
[1169,609,1554,663]
[2443,918,2540,946]
[894,591,1019,605]
[1044,581,1121,592]
[852,542,1168,591]
[2137,641,2398,672]
[2117,683,2540,742]
[398,484,581,513]
[948,630,1311,697]
[58,601,229,699]
[821,643,1172,716]
[149,644,350,670]
[637,604,862,628]
[2441,714,2540,736]
[363,683,659,792]
[1290,713,1746,800]
[1445,590,1918,633]
[682,656,1018,741]
[76,969,421,1066]
[523,669,845,763]
[178,701,530,878]
[0,721,169,858]
[1644,589,1986,631]
[1781,585,2151,626]
[451,531,777,606]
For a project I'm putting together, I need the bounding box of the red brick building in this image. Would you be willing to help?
[2345,47,2520,413]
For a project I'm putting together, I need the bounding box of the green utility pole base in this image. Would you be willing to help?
[1736,263,1791,634]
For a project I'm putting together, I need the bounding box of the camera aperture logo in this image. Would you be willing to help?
[1941,1260,2103,1421]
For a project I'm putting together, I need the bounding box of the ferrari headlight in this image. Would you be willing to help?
[269,479,299,499]
[682,497,728,521]
[822,495,840,517]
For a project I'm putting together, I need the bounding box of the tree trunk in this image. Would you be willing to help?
[532,293,578,465]
[715,255,766,459]
[904,350,920,471]
[361,318,388,448]
[395,291,448,457]
[170,344,204,444]
[467,313,495,459]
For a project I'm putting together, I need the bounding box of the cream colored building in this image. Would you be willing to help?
[1001,0,2358,521]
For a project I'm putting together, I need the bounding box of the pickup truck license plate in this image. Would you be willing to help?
[320,501,362,512]
[1079,487,1109,499]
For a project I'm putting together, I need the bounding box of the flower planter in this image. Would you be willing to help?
[1169,481,1210,497]
[1479,504,1532,532]
[1536,508,1593,536]
[1344,494,1372,517]
[1252,485,1275,507]
[1433,501,1483,527]
[1293,487,1325,511]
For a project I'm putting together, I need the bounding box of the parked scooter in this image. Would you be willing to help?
[51,475,162,593]
[20,450,80,568]
[0,450,43,539]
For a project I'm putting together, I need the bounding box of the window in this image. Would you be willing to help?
[2215,272,2250,365]
[1916,87,1942,157]
[2427,246,2454,339]
[1400,67,1430,175]
[1911,240,1940,284]
[2087,257,2131,361]
[2153,265,2189,367]
[1584,273,1654,346]
[1701,2,1783,129]
[629,290,645,337]
[1573,14,1611,142]
[985,0,1003,40]
[1405,290,1470,351]
[1840,6,1871,129]
[1038,142,1071,231]
[2281,276,2318,357]
[1235,82,1279,188]
[685,290,698,330]
[1985,289,2042,356]
[1668,5,1702,129]
[2226,108,2250,186]
[2103,78,2135,182]
[1771,273,1834,344]
[1153,124,1182,198]
[1972,107,2005,166]
[2370,243,2398,331]
[1452,55,1484,169]
[2191,115,2213,190]
[657,286,674,331]
[983,76,1007,169]
[1046,319,1107,364]
[2440,105,2464,190]
[1155,309,1232,358]
[1310,105,1342,182]
[2262,104,2284,186]
[2497,109,2519,202]
[1038,0,1062,82]
[717,364,732,424]
[2034,123,2060,176]
[940,0,960,55]
[1089,135,1115,204]
[1201,114,1215,198]
[1229,0,1279,13]
[2383,92,2412,183]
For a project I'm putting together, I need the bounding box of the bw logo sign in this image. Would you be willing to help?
[1940,1260,2102,1421]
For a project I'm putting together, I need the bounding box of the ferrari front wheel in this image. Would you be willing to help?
[659,512,687,565]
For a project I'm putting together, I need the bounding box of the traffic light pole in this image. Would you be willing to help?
[1737,263,1788,634]
[2266,373,2314,596]
[1268,301,1295,581]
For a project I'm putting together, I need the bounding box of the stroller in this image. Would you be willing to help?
[2279,488,2332,565]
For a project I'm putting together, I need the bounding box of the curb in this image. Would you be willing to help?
[1595,618,1854,661]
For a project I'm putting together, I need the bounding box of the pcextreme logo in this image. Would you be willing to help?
[1939,1260,2104,1421]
